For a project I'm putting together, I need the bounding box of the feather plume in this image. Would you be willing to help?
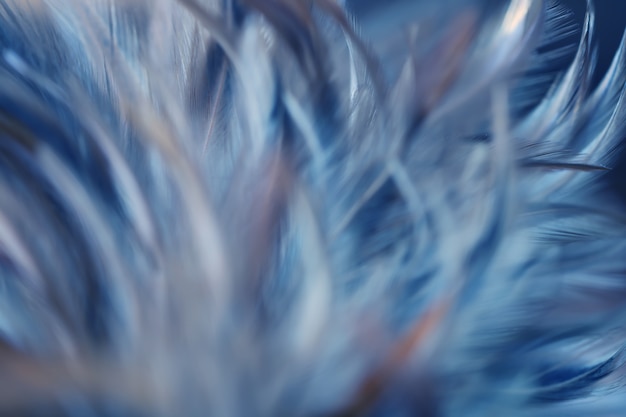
[0,0,625,416]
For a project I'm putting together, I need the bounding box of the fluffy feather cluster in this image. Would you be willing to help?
[0,0,625,415]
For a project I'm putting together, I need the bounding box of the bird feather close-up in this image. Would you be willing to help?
[0,0,625,415]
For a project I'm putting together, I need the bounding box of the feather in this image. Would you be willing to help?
[0,0,625,416]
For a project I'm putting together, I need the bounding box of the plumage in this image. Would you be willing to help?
[0,0,624,416]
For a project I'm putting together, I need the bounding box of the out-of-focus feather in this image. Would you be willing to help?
[0,0,625,416]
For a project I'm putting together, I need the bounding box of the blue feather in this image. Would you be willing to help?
[0,0,625,416]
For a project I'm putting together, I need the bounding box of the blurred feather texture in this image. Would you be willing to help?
[0,0,625,415]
